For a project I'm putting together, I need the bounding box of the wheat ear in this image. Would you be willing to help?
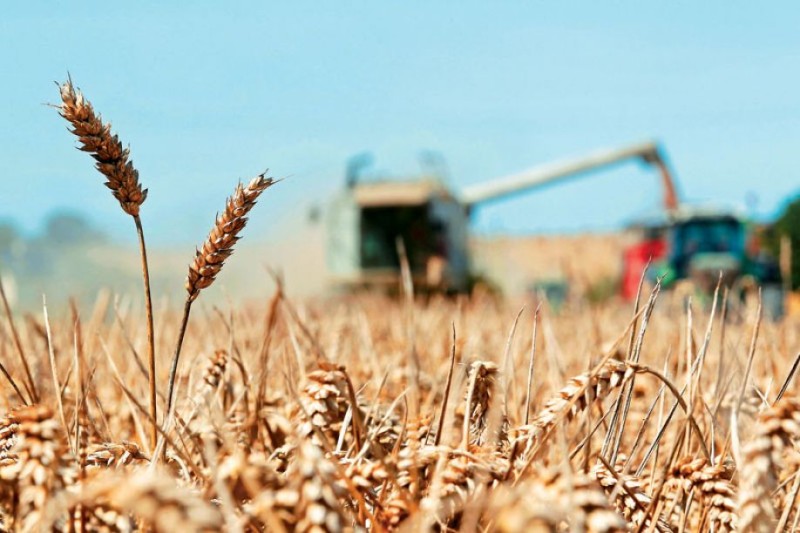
[738,397,800,532]
[58,78,158,452]
[58,78,147,216]
[671,456,737,531]
[165,174,275,420]
[514,359,629,464]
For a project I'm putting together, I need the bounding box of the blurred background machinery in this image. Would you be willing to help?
[325,140,786,312]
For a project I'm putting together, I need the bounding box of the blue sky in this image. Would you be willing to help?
[1,3,799,245]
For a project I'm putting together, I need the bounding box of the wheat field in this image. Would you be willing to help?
[1,78,800,532]
[1,285,799,532]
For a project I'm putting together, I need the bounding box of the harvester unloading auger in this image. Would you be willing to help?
[458,140,678,212]
[326,141,781,304]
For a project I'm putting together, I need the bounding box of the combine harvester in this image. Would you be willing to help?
[326,141,783,307]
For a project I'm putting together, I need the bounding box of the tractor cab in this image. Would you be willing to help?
[666,210,747,291]
[624,207,748,295]
[651,207,784,316]
[626,206,784,313]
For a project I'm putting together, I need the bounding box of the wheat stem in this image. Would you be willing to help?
[166,297,193,419]
[133,215,158,450]
[0,272,37,403]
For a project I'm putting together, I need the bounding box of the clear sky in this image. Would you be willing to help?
[1,3,799,245]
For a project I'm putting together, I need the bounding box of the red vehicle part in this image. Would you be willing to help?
[622,238,667,300]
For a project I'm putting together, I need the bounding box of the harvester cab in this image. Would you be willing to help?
[326,177,471,292]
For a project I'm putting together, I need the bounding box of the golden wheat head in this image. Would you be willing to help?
[58,78,148,217]
[186,173,275,301]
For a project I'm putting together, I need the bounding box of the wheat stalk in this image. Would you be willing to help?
[45,469,223,532]
[165,173,275,423]
[460,361,499,449]
[514,359,629,465]
[0,405,76,531]
[194,349,229,403]
[58,78,158,452]
[0,273,37,405]
[489,469,627,532]
[592,456,673,532]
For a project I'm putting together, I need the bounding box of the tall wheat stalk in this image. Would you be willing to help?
[165,174,275,419]
[58,78,158,451]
